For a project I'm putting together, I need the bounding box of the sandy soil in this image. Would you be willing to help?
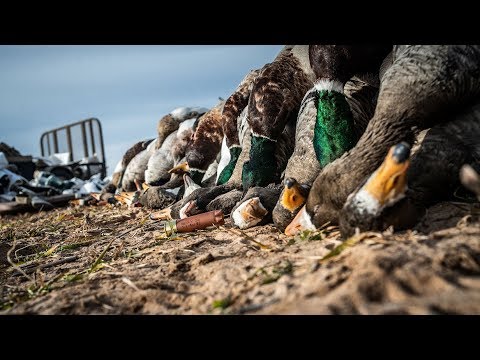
[1,201,480,314]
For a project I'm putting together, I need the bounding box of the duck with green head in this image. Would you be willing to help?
[174,46,309,220]
[235,45,391,230]
[286,45,480,237]
[177,111,296,221]
[272,73,384,231]
[217,69,260,185]
[240,45,315,189]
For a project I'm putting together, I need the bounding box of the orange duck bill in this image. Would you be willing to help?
[285,142,411,236]
[362,142,410,207]
[168,162,190,175]
[280,177,309,212]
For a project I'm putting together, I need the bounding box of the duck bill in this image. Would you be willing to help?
[284,205,316,236]
[364,143,410,205]
[281,179,308,212]
[168,162,190,175]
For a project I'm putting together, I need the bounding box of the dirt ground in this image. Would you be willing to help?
[1,200,480,315]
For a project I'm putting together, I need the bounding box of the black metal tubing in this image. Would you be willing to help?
[39,118,107,179]
[66,127,73,162]
[88,119,96,154]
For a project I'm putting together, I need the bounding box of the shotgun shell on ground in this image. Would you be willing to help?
[175,210,225,233]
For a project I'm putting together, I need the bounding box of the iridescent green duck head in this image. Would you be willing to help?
[313,79,358,167]
[241,134,279,189]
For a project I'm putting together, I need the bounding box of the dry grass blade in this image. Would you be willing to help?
[89,223,144,272]
[43,244,61,257]
[12,255,80,276]
[7,237,35,283]
[321,231,383,262]
[90,193,102,201]
[290,222,338,243]
[121,277,140,291]
[43,271,70,290]
[14,243,39,260]
[89,237,116,273]
[219,226,271,250]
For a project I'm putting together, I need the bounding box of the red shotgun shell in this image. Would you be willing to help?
[175,210,225,233]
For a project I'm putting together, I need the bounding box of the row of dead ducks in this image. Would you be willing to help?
[102,45,480,239]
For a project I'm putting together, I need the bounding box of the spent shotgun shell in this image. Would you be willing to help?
[157,210,225,236]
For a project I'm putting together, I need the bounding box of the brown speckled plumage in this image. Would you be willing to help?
[223,69,260,148]
[185,100,225,171]
[171,128,194,165]
[248,46,315,139]
[122,139,154,170]
[192,46,381,223]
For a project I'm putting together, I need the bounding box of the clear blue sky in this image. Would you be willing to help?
[0,45,282,176]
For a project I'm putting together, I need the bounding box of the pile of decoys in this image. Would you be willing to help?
[101,45,480,239]
[0,163,111,214]
[0,140,117,214]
